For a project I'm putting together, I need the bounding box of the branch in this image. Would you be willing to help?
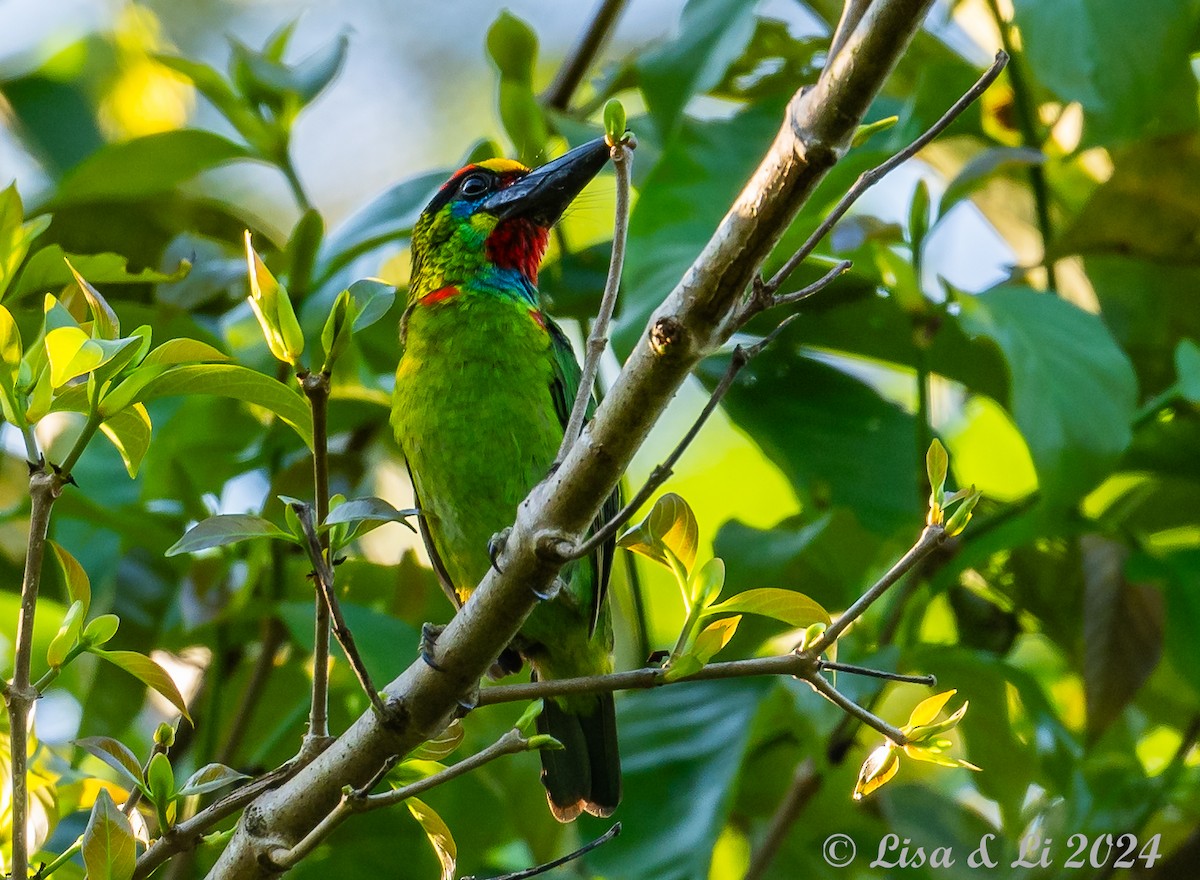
[828,0,874,62]
[542,0,631,111]
[570,309,814,562]
[300,371,333,753]
[465,823,621,880]
[556,139,634,463]
[206,3,941,875]
[293,503,387,718]
[133,760,302,879]
[817,660,935,685]
[805,673,907,744]
[267,729,534,871]
[762,50,1008,298]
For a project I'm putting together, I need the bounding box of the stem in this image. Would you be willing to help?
[280,152,313,213]
[828,0,873,62]
[466,823,622,880]
[36,838,82,878]
[817,660,935,685]
[268,730,532,871]
[763,51,1008,297]
[542,0,631,111]
[556,140,633,464]
[805,674,908,744]
[915,343,932,505]
[984,0,1056,292]
[20,425,40,466]
[301,373,333,749]
[809,524,945,654]
[8,471,56,880]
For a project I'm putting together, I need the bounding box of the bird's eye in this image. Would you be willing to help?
[459,174,491,198]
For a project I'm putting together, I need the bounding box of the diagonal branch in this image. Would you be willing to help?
[465,823,622,880]
[205,3,942,876]
[542,0,632,111]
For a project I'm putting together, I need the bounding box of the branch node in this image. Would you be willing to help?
[533,530,576,565]
[649,315,685,356]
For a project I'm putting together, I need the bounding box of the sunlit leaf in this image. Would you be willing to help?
[853,744,901,800]
[693,615,741,663]
[617,492,699,575]
[245,232,305,365]
[146,752,175,807]
[409,720,464,761]
[101,403,152,478]
[705,588,830,628]
[90,649,193,722]
[177,763,250,798]
[407,797,456,880]
[140,338,230,369]
[905,689,958,729]
[50,541,91,615]
[83,614,120,647]
[81,789,137,880]
[66,259,119,339]
[47,599,86,668]
[688,557,725,607]
[166,514,296,556]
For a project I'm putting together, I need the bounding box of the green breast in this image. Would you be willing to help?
[391,292,561,600]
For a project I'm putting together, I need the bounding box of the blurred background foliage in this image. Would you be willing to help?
[1,0,1199,877]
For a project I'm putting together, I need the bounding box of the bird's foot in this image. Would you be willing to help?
[487,528,511,574]
[420,622,446,671]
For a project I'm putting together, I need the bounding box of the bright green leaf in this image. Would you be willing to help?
[50,541,91,614]
[409,720,464,761]
[65,259,119,339]
[146,751,175,807]
[688,557,725,607]
[705,588,830,629]
[47,599,85,668]
[617,493,699,575]
[83,614,120,647]
[100,403,152,478]
[75,736,144,791]
[604,99,627,142]
[140,338,230,369]
[245,232,305,365]
[693,614,741,664]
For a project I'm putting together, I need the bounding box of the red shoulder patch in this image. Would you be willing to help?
[529,309,547,331]
[418,286,461,305]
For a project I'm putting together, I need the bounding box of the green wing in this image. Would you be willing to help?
[545,318,620,635]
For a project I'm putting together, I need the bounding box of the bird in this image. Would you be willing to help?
[390,137,621,821]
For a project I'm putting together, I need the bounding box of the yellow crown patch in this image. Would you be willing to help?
[476,158,529,174]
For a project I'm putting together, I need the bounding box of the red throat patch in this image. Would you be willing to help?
[485,219,550,283]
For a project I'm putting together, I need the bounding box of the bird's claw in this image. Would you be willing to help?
[488,528,511,574]
[420,622,446,672]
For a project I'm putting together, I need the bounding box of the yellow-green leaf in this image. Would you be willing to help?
[46,326,103,387]
[50,541,91,615]
[409,719,464,761]
[705,588,830,628]
[66,259,120,339]
[905,689,957,729]
[81,789,136,880]
[407,797,456,880]
[140,338,230,369]
[853,743,900,800]
[617,492,699,575]
[100,403,152,478]
[91,649,192,723]
[688,557,725,607]
[693,614,741,664]
[47,599,85,668]
[245,231,304,365]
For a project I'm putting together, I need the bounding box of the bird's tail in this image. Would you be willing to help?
[537,693,621,822]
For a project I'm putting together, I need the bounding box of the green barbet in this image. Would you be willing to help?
[391,138,621,821]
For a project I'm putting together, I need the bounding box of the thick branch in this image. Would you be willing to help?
[206,3,937,876]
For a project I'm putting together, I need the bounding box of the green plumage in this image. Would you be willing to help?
[391,147,620,821]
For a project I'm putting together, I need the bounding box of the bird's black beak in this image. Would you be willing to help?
[481,137,611,226]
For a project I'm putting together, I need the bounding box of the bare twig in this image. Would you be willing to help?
[806,673,908,744]
[817,660,935,685]
[542,0,631,111]
[466,823,622,880]
[762,50,1008,298]
[810,525,944,654]
[570,311,805,562]
[133,760,302,879]
[300,372,334,752]
[556,140,634,463]
[268,730,532,871]
[293,503,387,718]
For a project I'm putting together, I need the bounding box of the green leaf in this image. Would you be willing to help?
[347,279,397,331]
[12,246,190,302]
[245,232,305,365]
[407,797,456,880]
[1055,135,1200,264]
[75,736,145,791]
[1012,0,1199,146]
[926,438,949,502]
[320,288,356,371]
[140,338,230,369]
[153,54,276,153]
[50,541,91,614]
[688,557,725,607]
[485,11,548,163]
[956,286,1137,505]
[45,326,102,387]
[65,259,119,338]
[47,599,85,668]
[0,184,51,300]
[617,492,699,575]
[692,614,740,663]
[81,789,137,880]
[100,403,152,478]
[177,763,250,798]
[83,614,120,647]
[636,0,759,139]
[705,588,830,629]
[146,751,175,806]
[1176,338,1200,403]
[91,649,193,722]
[54,130,251,203]
[851,115,899,148]
[324,496,418,534]
[853,743,900,800]
[603,99,627,142]
[908,178,931,255]
[166,514,295,556]
[133,364,313,447]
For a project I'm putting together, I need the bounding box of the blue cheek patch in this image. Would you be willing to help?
[450,200,474,220]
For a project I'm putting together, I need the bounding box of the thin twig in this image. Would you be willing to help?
[805,673,908,744]
[810,525,944,654]
[556,139,634,464]
[466,823,622,880]
[569,312,805,562]
[301,372,333,750]
[762,50,1008,298]
[293,503,387,718]
[542,0,631,111]
[268,729,532,870]
[817,660,935,686]
[132,760,302,880]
